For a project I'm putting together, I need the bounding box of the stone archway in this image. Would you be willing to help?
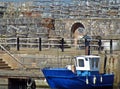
[71,22,85,47]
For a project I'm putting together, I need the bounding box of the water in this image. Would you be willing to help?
[0,86,119,89]
[0,86,49,89]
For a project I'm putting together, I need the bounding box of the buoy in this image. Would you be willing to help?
[86,76,89,84]
[100,76,103,83]
[93,76,96,84]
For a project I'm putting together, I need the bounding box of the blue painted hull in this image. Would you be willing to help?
[42,68,114,89]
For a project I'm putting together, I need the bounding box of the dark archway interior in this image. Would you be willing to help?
[71,22,85,38]
[8,78,27,89]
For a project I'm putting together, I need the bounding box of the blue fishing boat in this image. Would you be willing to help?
[42,55,114,89]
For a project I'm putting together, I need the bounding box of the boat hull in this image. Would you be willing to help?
[42,68,114,89]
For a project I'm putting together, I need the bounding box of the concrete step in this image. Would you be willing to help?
[0,63,9,66]
[0,66,11,69]
[0,60,6,63]
[0,63,8,67]
[0,58,11,69]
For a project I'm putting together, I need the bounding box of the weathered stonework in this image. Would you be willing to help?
[58,18,120,39]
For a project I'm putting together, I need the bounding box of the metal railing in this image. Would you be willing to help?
[0,37,120,52]
[0,37,120,69]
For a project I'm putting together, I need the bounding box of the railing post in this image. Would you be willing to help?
[85,39,90,55]
[39,38,42,51]
[110,39,113,54]
[88,45,90,55]
[17,37,20,51]
[61,38,64,52]
[98,39,102,53]
[104,50,107,73]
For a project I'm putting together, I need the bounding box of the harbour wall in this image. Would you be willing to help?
[100,53,120,86]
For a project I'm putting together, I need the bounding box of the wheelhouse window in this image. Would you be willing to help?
[78,59,84,67]
[89,58,99,69]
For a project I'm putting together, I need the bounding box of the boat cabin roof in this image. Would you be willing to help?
[75,55,100,58]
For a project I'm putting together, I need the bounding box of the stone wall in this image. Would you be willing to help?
[62,18,120,38]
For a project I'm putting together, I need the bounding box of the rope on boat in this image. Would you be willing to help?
[27,78,36,89]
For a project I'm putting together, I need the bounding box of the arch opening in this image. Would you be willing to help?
[71,22,85,47]
[71,22,85,38]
